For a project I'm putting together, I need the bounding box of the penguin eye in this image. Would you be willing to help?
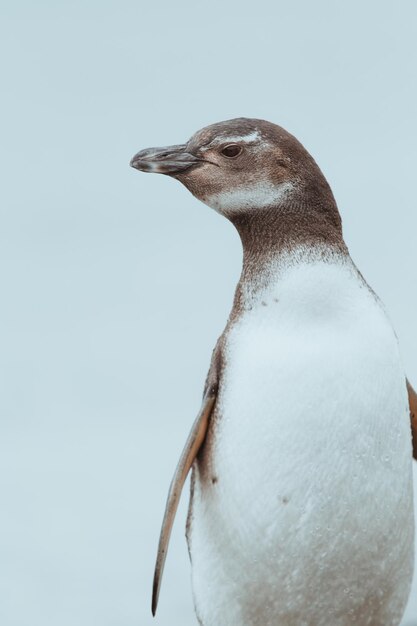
[220,144,243,158]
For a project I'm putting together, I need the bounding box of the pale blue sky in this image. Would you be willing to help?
[0,1,416,624]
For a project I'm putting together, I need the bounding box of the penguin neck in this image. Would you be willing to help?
[230,204,349,311]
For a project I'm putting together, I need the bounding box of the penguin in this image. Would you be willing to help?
[130,118,417,625]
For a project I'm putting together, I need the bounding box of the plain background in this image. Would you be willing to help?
[1,1,416,624]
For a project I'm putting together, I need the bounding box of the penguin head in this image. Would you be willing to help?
[131,118,338,224]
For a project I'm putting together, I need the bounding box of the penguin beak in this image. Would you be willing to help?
[130,144,202,176]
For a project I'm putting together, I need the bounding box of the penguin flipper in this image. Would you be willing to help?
[151,390,216,616]
[407,379,417,460]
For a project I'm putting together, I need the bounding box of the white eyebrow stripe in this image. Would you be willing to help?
[210,130,261,145]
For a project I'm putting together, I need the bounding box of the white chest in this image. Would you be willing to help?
[188,260,414,625]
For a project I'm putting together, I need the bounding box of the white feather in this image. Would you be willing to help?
[188,256,414,626]
[206,181,294,214]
